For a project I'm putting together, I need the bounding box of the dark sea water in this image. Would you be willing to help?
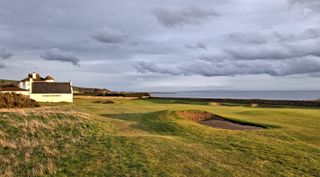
[151,90,320,100]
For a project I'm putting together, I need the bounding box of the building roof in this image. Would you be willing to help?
[21,76,44,82]
[0,84,28,92]
[32,82,72,94]
[44,75,55,80]
[21,73,55,82]
[21,77,31,82]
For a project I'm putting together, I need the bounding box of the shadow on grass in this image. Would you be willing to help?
[143,99,209,106]
[101,111,187,135]
[101,110,278,136]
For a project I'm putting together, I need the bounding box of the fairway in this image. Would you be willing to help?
[1,96,320,176]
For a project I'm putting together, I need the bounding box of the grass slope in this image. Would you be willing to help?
[0,97,320,176]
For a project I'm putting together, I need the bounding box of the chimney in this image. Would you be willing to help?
[32,72,37,79]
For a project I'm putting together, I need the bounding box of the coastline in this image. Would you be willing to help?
[150,96,320,107]
[151,90,320,101]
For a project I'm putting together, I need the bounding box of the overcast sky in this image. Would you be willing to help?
[0,0,320,91]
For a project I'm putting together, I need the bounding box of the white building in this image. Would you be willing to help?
[19,72,55,90]
[0,72,73,103]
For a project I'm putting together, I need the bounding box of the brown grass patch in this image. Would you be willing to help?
[0,93,39,108]
[176,110,221,122]
[0,106,91,119]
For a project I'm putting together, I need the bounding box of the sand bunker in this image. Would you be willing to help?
[176,110,264,130]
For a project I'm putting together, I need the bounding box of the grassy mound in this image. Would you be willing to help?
[0,109,98,176]
[1,97,320,176]
[0,93,39,108]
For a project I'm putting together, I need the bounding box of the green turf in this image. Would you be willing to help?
[0,97,319,176]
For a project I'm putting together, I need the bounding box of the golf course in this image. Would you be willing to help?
[0,96,319,176]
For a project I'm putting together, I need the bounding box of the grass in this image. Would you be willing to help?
[0,79,17,83]
[0,97,320,176]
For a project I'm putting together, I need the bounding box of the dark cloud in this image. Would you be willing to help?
[185,42,207,50]
[224,41,320,60]
[40,48,80,66]
[273,28,320,42]
[153,6,219,28]
[290,0,320,13]
[0,48,13,60]
[135,61,180,75]
[92,27,126,44]
[226,28,320,45]
[0,0,319,90]
[136,23,320,82]
[221,28,320,60]
[136,56,320,77]
[227,32,267,44]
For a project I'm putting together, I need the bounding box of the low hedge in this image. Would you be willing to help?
[107,92,150,98]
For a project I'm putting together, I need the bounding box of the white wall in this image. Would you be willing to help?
[19,81,31,90]
[29,93,73,102]
[18,82,24,89]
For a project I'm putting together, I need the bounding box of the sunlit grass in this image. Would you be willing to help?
[0,96,319,176]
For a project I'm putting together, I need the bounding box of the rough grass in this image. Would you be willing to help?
[0,97,319,176]
[0,107,98,176]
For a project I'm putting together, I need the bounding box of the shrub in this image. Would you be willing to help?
[104,92,151,98]
[0,93,40,108]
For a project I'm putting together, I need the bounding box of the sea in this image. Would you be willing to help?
[151,90,320,101]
